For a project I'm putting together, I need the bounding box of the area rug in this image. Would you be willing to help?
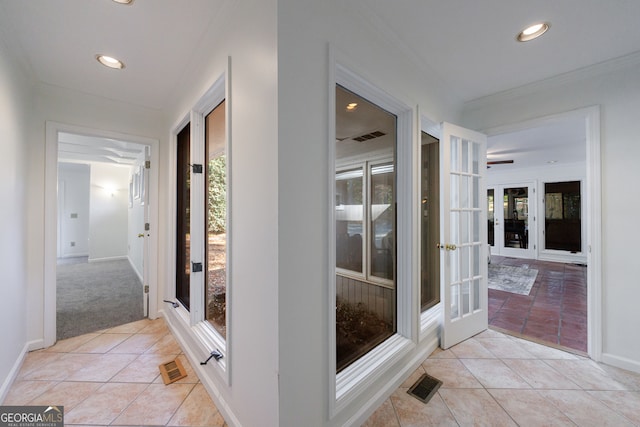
[57,259,144,340]
[488,264,538,295]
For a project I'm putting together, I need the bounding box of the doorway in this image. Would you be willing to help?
[55,133,149,339]
[43,122,159,347]
[483,107,599,357]
[488,183,536,259]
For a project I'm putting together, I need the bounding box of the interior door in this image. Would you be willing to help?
[440,122,488,349]
[488,183,536,259]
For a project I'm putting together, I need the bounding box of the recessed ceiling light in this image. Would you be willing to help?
[517,22,550,42]
[112,0,134,4]
[96,54,125,70]
[346,103,358,111]
[547,160,558,164]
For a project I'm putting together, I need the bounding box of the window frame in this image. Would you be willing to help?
[330,63,414,416]
[170,70,231,383]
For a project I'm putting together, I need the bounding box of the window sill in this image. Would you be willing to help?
[334,333,413,414]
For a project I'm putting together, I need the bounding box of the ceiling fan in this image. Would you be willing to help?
[486,159,514,168]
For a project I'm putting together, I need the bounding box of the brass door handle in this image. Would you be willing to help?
[437,243,457,251]
[137,233,145,238]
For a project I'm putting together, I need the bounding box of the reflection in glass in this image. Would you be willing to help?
[545,181,581,252]
[336,168,363,274]
[176,123,191,310]
[335,85,396,372]
[487,189,494,246]
[420,133,440,312]
[503,187,528,249]
[205,101,227,337]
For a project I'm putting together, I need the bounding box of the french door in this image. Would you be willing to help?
[440,123,488,349]
[488,183,536,259]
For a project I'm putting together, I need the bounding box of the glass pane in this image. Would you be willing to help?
[449,245,459,284]
[460,175,470,209]
[451,284,459,319]
[336,168,364,274]
[503,187,529,249]
[472,142,479,174]
[473,279,480,311]
[545,181,581,252]
[450,211,459,245]
[487,189,494,246]
[460,246,470,280]
[450,136,459,171]
[335,85,397,372]
[473,211,480,242]
[420,132,440,312]
[205,101,227,337]
[370,163,395,280]
[472,176,479,209]
[462,281,470,315]
[473,244,480,276]
[460,211,469,244]
[176,123,191,310]
[461,139,469,173]
[450,174,459,209]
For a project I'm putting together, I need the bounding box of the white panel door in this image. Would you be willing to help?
[440,122,488,349]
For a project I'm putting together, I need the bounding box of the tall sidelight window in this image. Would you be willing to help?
[335,85,397,372]
[420,132,440,312]
[176,123,191,310]
[205,100,227,337]
[545,181,581,252]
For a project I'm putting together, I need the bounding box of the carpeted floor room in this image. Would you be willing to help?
[57,257,144,340]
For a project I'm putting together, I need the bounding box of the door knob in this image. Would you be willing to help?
[446,244,457,251]
[137,233,144,238]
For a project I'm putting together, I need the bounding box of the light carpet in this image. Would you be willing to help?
[488,264,538,295]
[57,258,144,340]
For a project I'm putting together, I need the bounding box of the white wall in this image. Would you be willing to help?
[0,36,31,401]
[57,162,90,258]
[161,1,279,426]
[88,163,130,261]
[276,1,462,425]
[462,56,640,373]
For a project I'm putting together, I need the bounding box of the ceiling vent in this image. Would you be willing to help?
[353,130,386,142]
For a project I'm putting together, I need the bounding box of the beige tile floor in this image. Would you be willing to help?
[5,320,640,426]
[3,318,227,427]
[364,328,640,426]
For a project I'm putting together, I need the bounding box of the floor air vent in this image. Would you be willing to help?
[159,359,187,385]
[407,373,442,403]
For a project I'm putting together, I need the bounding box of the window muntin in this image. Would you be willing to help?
[205,100,227,337]
[335,84,397,372]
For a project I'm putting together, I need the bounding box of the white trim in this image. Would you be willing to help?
[44,121,160,348]
[330,60,415,417]
[0,343,29,404]
[168,69,231,385]
[601,352,640,375]
[482,106,602,361]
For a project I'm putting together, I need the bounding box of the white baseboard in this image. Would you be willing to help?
[602,352,640,375]
[88,255,127,263]
[127,256,143,283]
[0,343,29,404]
[27,339,45,352]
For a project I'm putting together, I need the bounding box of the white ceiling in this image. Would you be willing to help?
[1,1,636,167]
[58,132,145,166]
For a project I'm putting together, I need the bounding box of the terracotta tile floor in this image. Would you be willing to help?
[3,318,227,426]
[488,256,588,353]
[364,329,640,426]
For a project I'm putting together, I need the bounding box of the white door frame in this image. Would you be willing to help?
[43,121,160,347]
[482,106,602,361]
